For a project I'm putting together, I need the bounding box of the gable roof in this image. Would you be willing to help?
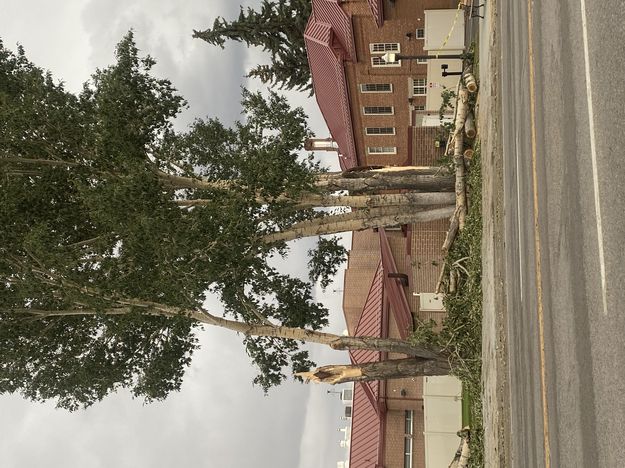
[367,0,384,27]
[304,1,358,169]
[348,261,385,467]
[379,229,414,338]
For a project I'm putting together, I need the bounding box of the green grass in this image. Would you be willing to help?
[409,142,484,467]
[462,385,472,427]
[443,142,483,467]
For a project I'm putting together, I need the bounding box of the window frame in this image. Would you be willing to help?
[363,106,395,115]
[371,56,401,67]
[404,410,415,468]
[365,127,396,136]
[367,146,397,155]
[369,42,400,54]
[416,28,425,39]
[360,83,393,93]
[412,78,427,96]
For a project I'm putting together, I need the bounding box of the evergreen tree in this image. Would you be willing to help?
[193,0,312,93]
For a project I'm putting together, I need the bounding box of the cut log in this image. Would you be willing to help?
[449,269,457,293]
[463,148,475,159]
[442,205,461,254]
[458,438,471,468]
[452,86,469,229]
[436,264,447,294]
[448,429,471,468]
[463,67,478,93]
[464,112,476,139]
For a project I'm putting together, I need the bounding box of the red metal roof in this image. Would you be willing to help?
[348,261,386,468]
[379,229,414,338]
[349,382,384,468]
[349,261,384,413]
[367,0,384,27]
[304,2,359,169]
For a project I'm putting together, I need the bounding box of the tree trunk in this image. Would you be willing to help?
[175,191,455,209]
[296,357,451,385]
[11,302,441,360]
[293,192,456,209]
[263,205,455,243]
[453,86,469,229]
[316,171,455,193]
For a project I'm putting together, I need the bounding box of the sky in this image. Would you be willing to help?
[0,1,352,467]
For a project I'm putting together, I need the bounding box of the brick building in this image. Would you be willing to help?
[302,1,465,467]
[304,0,462,170]
[341,224,449,468]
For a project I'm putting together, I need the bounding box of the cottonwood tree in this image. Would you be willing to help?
[193,0,312,93]
[0,34,452,410]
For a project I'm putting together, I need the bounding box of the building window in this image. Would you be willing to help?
[367,146,397,154]
[365,127,395,135]
[363,106,394,115]
[372,56,401,67]
[369,42,400,53]
[360,83,393,93]
[415,105,425,111]
[404,410,414,468]
[416,28,425,39]
[412,78,427,96]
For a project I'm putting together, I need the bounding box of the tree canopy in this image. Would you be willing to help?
[0,32,334,409]
[0,34,454,410]
[193,0,312,93]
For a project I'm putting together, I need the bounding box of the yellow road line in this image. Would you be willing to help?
[526,0,551,466]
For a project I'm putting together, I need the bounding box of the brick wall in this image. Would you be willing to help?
[338,0,457,167]
[336,3,456,467]
[383,407,426,468]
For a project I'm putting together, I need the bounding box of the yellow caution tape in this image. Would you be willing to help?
[435,1,464,58]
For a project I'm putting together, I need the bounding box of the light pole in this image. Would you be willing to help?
[381,52,469,63]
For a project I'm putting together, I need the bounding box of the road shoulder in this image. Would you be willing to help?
[478,0,512,465]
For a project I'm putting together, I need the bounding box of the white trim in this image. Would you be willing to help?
[359,83,393,93]
[404,410,415,468]
[367,146,397,155]
[412,78,427,96]
[363,106,394,115]
[371,56,401,67]
[365,127,396,136]
[369,42,400,54]
[415,28,425,39]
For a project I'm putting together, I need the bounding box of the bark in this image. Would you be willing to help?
[458,439,471,468]
[463,67,478,93]
[464,112,476,139]
[155,170,237,191]
[177,192,455,210]
[296,357,451,385]
[316,171,455,193]
[442,205,462,253]
[292,192,456,209]
[161,166,454,193]
[9,300,441,360]
[0,156,81,167]
[453,86,469,229]
[263,205,455,243]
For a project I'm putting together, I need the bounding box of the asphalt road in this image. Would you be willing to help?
[500,0,625,466]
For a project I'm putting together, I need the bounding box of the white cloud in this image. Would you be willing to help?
[0,1,354,466]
